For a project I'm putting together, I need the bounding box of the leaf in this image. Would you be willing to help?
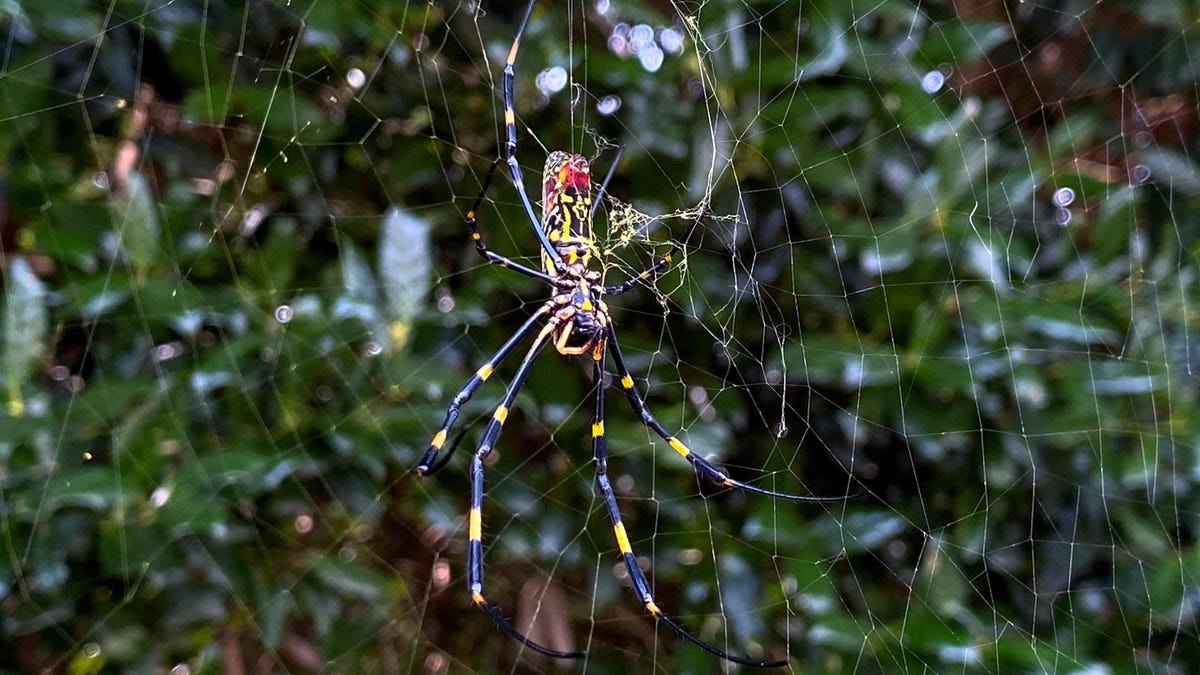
[717,552,769,646]
[378,205,432,352]
[312,553,390,602]
[108,169,161,281]
[916,19,1011,67]
[1093,185,1139,265]
[37,467,126,515]
[3,255,48,415]
[334,238,382,343]
[841,511,908,553]
[1137,148,1200,196]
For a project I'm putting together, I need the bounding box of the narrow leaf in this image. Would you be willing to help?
[378,205,432,352]
[3,256,48,415]
[109,169,161,280]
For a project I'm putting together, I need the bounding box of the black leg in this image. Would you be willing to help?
[464,320,584,659]
[418,304,552,474]
[603,211,702,296]
[590,359,789,667]
[590,145,625,221]
[606,325,855,502]
[500,0,566,273]
[603,254,676,296]
[464,159,559,284]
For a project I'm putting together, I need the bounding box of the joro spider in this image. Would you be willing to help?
[417,0,854,667]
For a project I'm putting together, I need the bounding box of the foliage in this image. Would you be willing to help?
[2,0,1198,673]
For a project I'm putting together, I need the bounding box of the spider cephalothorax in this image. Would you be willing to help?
[415,0,856,667]
[547,277,608,356]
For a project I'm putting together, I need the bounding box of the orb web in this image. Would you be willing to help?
[2,1,1197,673]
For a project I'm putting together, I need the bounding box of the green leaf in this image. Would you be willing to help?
[38,467,127,515]
[312,552,390,603]
[1138,148,1200,196]
[378,204,432,352]
[3,255,48,415]
[108,170,161,282]
[1093,185,1139,265]
[916,19,1011,67]
[841,511,908,553]
[338,239,379,326]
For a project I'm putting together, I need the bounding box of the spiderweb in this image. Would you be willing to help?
[2,0,1197,673]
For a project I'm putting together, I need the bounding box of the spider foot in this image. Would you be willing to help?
[472,592,584,659]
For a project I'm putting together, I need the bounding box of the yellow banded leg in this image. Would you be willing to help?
[603,208,702,296]
[591,361,786,666]
[499,0,564,271]
[593,459,785,667]
[603,324,850,503]
[459,316,581,659]
[417,305,551,474]
[462,158,558,283]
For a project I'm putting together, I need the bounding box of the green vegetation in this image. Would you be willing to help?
[2,0,1198,672]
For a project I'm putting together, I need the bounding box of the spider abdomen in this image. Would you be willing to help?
[542,151,599,274]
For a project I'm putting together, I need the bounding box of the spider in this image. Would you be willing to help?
[417,0,854,667]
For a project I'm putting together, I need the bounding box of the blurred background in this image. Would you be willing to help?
[1,0,1198,673]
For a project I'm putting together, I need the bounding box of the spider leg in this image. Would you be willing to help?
[418,304,552,474]
[502,0,567,273]
[465,159,559,284]
[605,325,855,502]
[589,359,788,668]
[422,425,469,477]
[589,145,625,221]
[603,211,703,296]
[465,320,585,659]
[602,252,675,297]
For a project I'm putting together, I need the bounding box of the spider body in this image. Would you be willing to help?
[540,151,609,357]
[542,150,596,260]
[416,0,855,667]
[549,282,608,356]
